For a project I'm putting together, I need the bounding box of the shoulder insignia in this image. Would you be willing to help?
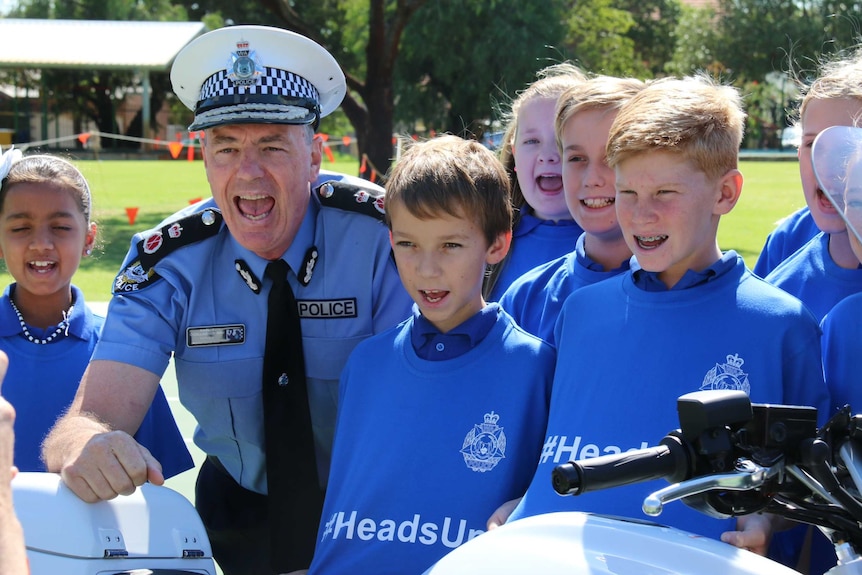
[114,260,162,294]
[136,208,223,271]
[316,179,386,221]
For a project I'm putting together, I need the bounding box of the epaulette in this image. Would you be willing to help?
[315,179,386,222]
[137,207,224,270]
[112,208,223,294]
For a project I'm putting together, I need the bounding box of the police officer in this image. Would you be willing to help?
[42,25,412,575]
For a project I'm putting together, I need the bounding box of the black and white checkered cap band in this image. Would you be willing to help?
[190,67,321,131]
[199,67,319,103]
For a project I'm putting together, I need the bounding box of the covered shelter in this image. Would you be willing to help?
[0,18,206,146]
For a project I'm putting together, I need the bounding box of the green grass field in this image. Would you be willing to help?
[0,157,806,301]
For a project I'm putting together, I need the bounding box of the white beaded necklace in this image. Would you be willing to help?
[9,297,74,345]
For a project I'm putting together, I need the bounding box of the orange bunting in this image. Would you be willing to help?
[342,136,351,146]
[324,146,335,163]
[168,141,184,159]
[78,133,91,145]
[189,197,203,205]
[125,207,139,226]
[319,133,329,142]
[359,155,367,174]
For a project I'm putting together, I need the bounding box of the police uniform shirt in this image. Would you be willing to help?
[94,190,413,495]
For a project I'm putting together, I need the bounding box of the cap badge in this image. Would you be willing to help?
[227,39,263,87]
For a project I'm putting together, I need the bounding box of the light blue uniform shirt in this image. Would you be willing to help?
[94,184,412,494]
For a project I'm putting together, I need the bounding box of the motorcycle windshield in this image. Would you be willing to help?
[811,125,862,251]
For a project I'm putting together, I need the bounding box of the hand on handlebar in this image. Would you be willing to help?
[720,512,774,555]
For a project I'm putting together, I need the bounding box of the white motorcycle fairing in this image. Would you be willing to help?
[12,472,216,575]
[424,511,798,575]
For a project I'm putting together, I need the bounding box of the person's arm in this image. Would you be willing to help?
[41,359,165,502]
[0,351,29,575]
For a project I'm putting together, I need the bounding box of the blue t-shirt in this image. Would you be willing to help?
[507,253,829,542]
[821,291,862,419]
[753,206,819,278]
[765,231,862,322]
[771,288,862,575]
[487,210,583,302]
[800,291,862,575]
[0,284,192,476]
[499,233,629,344]
[308,306,554,575]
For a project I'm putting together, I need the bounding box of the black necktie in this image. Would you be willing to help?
[262,259,322,573]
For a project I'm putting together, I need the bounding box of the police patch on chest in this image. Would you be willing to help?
[296,298,357,319]
[186,324,246,347]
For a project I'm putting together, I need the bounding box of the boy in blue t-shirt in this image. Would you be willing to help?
[308,135,555,575]
[491,75,830,556]
[763,53,862,322]
[500,75,644,344]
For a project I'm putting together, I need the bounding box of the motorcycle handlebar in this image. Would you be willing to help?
[552,434,691,496]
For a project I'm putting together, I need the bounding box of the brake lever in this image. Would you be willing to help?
[642,459,769,516]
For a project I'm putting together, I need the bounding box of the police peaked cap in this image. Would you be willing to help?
[171,25,346,131]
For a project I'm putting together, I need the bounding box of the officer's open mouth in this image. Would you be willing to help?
[236,194,275,221]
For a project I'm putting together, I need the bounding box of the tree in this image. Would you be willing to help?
[712,0,823,82]
[561,0,643,77]
[665,0,858,147]
[616,0,683,77]
[393,0,568,138]
[665,3,721,76]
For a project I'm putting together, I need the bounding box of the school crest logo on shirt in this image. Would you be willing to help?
[700,353,751,394]
[461,411,506,472]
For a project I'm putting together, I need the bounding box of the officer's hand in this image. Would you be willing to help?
[60,430,164,503]
[486,497,522,530]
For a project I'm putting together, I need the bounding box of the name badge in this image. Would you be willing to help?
[297,298,357,319]
[187,324,246,347]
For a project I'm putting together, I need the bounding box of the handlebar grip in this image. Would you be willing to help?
[552,435,689,496]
